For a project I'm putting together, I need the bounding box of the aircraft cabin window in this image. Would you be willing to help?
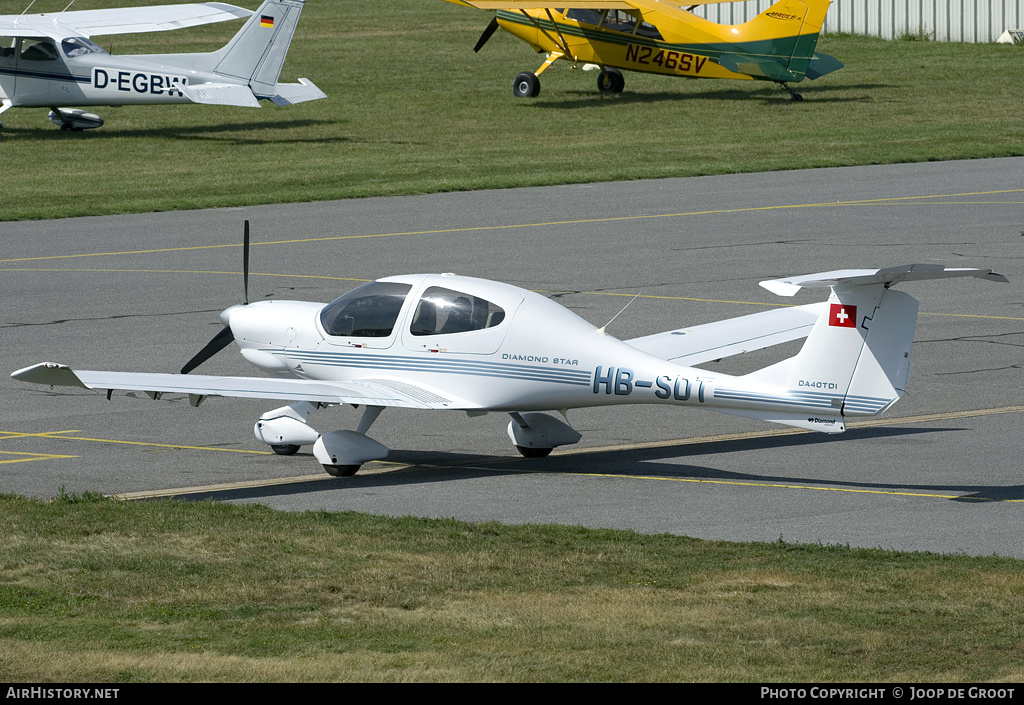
[20,39,58,62]
[410,287,505,336]
[0,37,16,61]
[62,37,104,58]
[565,9,603,26]
[600,10,639,34]
[320,281,412,338]
[636,21,663,39]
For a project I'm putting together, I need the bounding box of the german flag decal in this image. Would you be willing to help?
[260,15,274,28]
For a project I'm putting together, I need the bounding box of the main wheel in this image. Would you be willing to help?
[515,445,553,459]
[323,464,360,477]
[597,68,624,94]
[513,72,540,98]
[270,444,301,456]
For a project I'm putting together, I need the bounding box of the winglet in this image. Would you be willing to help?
[11,362,90,389]
[760,264,1008,297]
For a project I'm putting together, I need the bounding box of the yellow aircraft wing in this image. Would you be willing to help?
[450,1,738,7]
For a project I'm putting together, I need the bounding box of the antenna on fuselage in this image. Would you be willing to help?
[596,291,641,335]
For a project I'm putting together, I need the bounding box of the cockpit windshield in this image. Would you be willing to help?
[410,287,505,336]
[320,281,412,337]
[62,37,105,58]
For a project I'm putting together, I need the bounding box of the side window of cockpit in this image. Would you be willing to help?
[600,10,639,34]
[410,287,505,336]
[320,281,412,338]
[636,20,663,39]
[20,38,58,62]
[62,37,103,58]
[0,37,17,62]
[565,9,603,26]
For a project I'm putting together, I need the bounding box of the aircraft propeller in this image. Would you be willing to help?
[180,221,250,374]
[474,16,499,52]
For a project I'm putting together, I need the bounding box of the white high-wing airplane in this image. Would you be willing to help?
[0,0,324,130]
[11,226,1007,476]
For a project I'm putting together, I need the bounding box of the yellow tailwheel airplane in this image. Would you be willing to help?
[444,0,842,100]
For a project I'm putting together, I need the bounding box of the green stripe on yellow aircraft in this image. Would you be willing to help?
[444,0,842,100]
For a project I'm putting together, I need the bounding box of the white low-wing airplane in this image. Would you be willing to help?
[0,0,324,130]
[11,226,1007,476]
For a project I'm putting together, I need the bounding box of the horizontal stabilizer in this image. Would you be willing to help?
[181,82,261,107]
[716,54,798,82]
[11,363,459,410]
[805,52,844,80]
[760,264,1008,297]
[626,302,825,365]
[267,78,327,106]
[718,408,847,434]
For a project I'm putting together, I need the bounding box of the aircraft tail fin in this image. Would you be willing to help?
[723,0,835,82]
[746,265,1007,420]
[211,0,310,99]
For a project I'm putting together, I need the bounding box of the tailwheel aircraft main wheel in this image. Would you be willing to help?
[513,72,540,98]
[270,444,301,456]
[515,445,553,459]
[597,68,624,94]
[323,464,360,477]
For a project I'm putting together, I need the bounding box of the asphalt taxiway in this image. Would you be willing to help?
[3,157,1022,556]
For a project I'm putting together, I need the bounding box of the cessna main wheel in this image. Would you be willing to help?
[597,68,624,94]
[513,72,540,98]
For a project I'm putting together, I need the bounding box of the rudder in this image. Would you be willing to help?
[212,0,307,98]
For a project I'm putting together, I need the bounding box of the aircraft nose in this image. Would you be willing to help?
[219,303,246,327]
[223,302,275,344]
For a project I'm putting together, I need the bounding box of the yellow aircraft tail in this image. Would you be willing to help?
[714,0,839,82]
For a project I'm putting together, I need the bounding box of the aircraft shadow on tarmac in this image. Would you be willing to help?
[186,423,1024,504]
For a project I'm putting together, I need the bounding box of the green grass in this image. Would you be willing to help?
[1,493,1022,682]
[1,1,1022,220]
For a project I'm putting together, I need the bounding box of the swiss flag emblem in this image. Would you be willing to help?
[829,304,857,328]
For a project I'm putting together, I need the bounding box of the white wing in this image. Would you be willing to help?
[12,363,461,410]
[0,3,252,38]
[625,302,825,366]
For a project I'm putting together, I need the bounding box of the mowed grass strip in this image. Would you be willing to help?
[1,493,1022,682]
[1,1,1023,221]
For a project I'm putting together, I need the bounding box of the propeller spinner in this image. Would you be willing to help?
[180,221,250,374]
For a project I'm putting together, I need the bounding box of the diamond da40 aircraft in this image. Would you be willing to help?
[0,0,324,130]
[12,226,1007,476]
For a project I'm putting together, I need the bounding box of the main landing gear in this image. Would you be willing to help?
[254,404,584,477]
[254,401,388,477]
[513,65,625,98]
